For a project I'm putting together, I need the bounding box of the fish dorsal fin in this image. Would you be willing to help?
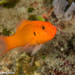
[16,19,30,31]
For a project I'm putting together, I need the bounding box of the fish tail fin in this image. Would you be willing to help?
[0,36,8,56]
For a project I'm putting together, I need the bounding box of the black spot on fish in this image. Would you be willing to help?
[33,32,36,36]
[42,26,45,30]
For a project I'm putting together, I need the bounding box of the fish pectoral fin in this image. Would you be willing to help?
[22,42,34,53]
[23,42,30,50]
[22,43,42,56]
[31,44,43,56]
[22,45,35,53]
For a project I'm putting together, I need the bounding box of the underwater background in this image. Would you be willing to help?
[0,0,75,75]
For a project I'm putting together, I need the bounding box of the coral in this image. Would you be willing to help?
[62,2,75,21]
[16,53,38,75]
[52,0,75,21]
[53,0,68,19]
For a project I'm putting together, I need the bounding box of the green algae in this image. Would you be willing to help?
[37,16,45,21]
[28,15,45,21]
[28,7,34,13]
[42,56,45,60]
[0,0,7,4]
[0,0,20,8]
[28,15,37,21]
[2,28,10,36]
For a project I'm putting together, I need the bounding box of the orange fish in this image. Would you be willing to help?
[0,19,57,56]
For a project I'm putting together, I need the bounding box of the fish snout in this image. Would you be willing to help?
[51,25,57,36]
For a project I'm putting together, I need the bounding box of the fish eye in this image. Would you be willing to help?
[42,26,45,30]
